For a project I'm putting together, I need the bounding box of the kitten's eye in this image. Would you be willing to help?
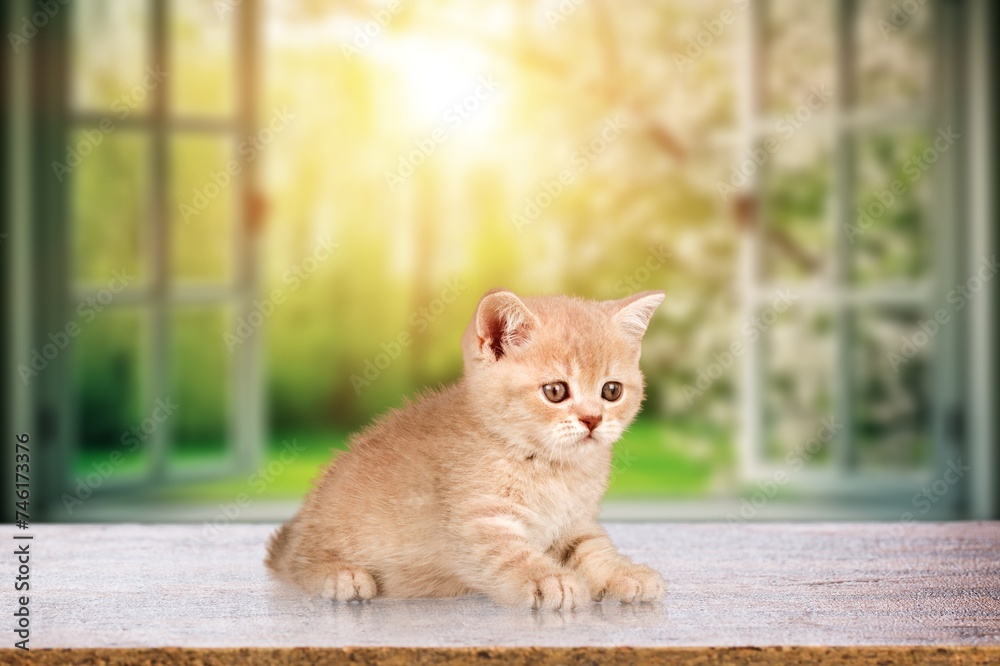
[602,382,623,402]
[542,382,569,403]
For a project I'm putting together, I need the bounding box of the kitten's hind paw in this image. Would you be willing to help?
[524,573,585,611]
[319,566,377,602]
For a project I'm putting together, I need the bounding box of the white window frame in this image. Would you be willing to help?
[736,0,967,514]
[42,0,265,503]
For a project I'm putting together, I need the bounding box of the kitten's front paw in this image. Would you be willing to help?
[319,566,377,602]
[592,564,665,603]
[523,573,585,610]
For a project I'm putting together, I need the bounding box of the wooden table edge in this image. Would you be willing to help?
[4,645,1000,665]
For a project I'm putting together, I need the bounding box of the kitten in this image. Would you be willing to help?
[266,288,666,609]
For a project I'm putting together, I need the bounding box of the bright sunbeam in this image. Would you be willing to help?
[372,33,504,139]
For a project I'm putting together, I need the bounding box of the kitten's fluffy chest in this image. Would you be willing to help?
[507,454,609,548]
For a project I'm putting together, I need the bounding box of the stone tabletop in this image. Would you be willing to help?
[4,522,1000,663]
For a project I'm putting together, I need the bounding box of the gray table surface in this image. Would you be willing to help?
[16,522,1000,649]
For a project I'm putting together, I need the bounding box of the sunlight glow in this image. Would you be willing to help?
[373,34,504,138]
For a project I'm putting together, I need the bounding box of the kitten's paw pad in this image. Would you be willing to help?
[320,566,377,602]
[525,573,585,610]
[595,564,665,603]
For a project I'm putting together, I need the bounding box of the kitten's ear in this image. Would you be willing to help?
[474,289,539,361]
[609,290,665,340]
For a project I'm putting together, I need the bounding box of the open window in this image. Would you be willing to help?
[31,0,263,513]
[735,0,970,517]
[7,0,993,522]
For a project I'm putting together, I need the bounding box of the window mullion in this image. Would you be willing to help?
[231,0,264,475]
[832,0,857,474]
[148,0,170,481]
[737,0,766,480]
[68,112,235,134]
[929,0,966,514]
[967,0,998,519]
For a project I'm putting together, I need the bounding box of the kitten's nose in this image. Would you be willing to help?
[579,414,602,432]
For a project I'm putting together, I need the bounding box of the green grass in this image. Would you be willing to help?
[74,419,731,503]
[607,419,731,497]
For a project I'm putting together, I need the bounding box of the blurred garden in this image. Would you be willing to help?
[54,0,948,514]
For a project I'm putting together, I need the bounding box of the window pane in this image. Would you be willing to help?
[851,131,931,286]
[73,308,150,481]
[762,131,832,284]
[169,308,230,467]
[71,130,149,285]
[852,307,931,469]
[855,0,932,109]
[170,135,235,283]
[170,0,235,117]
[71,0,151,114]
[763,304,836,467]
[764,0,835,116]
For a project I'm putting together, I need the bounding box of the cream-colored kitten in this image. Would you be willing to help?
[266,288,666,609]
